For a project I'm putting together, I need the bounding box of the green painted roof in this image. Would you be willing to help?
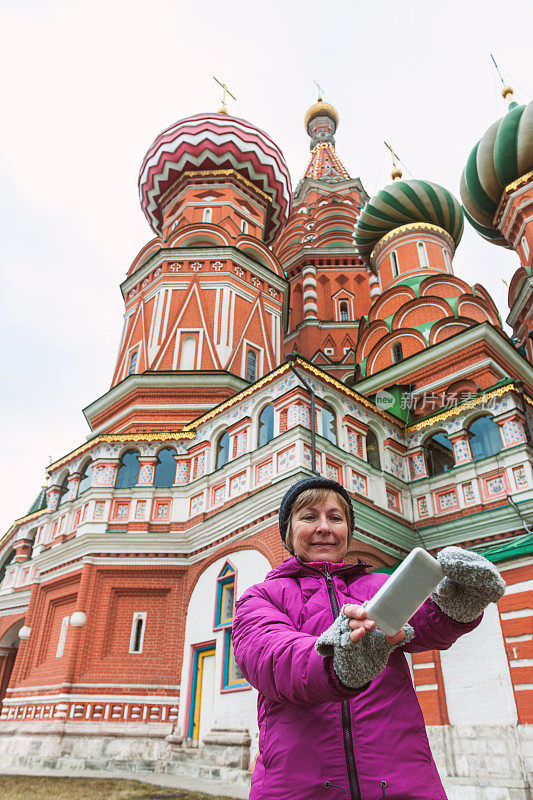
[355,179,464,264]
[373,533,533,574]
[460,100,533,247]
[27,487,47,515]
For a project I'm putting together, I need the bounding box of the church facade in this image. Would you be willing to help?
[0,91,532,798]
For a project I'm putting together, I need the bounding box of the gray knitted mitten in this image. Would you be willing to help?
[316,605,414,689]
[432,546,506,623]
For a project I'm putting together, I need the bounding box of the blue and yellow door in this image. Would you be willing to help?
[187,644,216,741]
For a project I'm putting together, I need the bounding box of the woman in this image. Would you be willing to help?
[232,477,505,800]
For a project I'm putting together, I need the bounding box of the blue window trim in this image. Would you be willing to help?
[214,563,235,629]
[222,628,248,691]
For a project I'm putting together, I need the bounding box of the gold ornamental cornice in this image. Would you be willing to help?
[48,430,195,474]
[177,169,272,204]
[47,359,400,475]
[494,169,533,225]
[407,384,514,431]
[370,222,454,267]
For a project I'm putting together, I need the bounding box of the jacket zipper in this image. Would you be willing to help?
[323,569,362,800]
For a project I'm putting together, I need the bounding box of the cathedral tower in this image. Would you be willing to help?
[84,112,292,434]
[273,100,371,383]
[460,87,533,361]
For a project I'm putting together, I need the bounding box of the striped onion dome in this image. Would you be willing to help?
[139,113,292,244]
[354,179,464,263]
[460,101,533,247]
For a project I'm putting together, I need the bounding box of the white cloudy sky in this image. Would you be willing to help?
[1,0,532,535]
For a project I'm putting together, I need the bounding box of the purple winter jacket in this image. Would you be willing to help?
[232,556,481,800]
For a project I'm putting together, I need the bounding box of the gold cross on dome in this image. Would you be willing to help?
[214,76,237,113]
[313,80,325,102]
[384,141,403,180]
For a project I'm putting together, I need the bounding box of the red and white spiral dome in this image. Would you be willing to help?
[138,112,292,244]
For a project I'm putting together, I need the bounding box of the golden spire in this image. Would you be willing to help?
[213,76,236,115]
[385,141,403,181]
[491,54,518,109]
[502,85,516,107]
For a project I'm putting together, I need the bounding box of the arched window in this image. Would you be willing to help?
[246,350,257,382]
[58,475,70,506]
[442,248,452,272]
[391,250,399,277]
[322,404,337,445]
[392,342,403,363]
[521,236,530,261]
[258,404,274,447]
[215,432,229,470]
[78,461,93,495]
[180,336,196,370]
[240,219,248,234]
[339,301,349,322]
[154,447,176,488]
[417,241,429,268]
[366,429,381,470]
[128,351,138,376]
[467,416,503,461]
[0,550,16,585]
[424,431,454,477]
[115,450,140,489]
[203,207,212,223]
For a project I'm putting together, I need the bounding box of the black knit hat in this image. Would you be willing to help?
[278,477,355,543]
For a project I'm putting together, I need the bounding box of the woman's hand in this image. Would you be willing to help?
[343,605,406,645]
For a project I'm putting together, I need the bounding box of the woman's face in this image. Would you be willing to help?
[290,492,349,563]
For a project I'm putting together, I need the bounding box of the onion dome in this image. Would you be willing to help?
[460,98,533,247]
[304,99,339,150]
[304,100,339,131]
[354,179,464,264]
[138,112,292,244]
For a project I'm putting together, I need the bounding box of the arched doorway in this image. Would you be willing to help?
[0,620,24,714]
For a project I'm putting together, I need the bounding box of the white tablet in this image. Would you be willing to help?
[365,547,444,636]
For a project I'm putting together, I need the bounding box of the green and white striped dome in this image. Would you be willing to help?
[354,179,464,264]
[460,101,533,247]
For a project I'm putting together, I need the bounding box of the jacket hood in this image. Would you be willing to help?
[264,555,372,581]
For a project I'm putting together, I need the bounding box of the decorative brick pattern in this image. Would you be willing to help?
[485,475,506,496]
[256,460,273,484]
[347,431,358,455]
[113,502,130,520]
[92,465,118,487]
[0,700,178,724]
[287,404,310,428]
[452,437,471,464]
[513,465,528,488]
[235,431,248,457]
[409,453,426,478]
[175,461,189,484]
[230,472,247,496]
[303,445,321,472]
[437,490,458,510]
[417,496,428,516]
[351,471,367,495]
[277,446,296,472]
[462,483,475,504]
[213,484,227,506]
[502,418,527,446]
[190,493,204,516]
[138,464,155,485]
[196,452,206,478]
[94,501,106,519]
[386,488,400,511]
[388,452,405,480]
[325,462,341,482]
[153,500,170,520]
